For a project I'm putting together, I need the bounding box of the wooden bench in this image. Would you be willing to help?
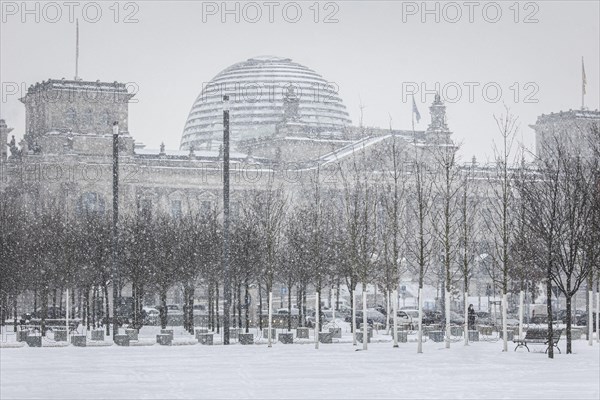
[514,329,562,353]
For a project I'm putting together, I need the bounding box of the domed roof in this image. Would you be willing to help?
[180,56,351,149]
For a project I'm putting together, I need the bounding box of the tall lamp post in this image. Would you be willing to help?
[222,96,231,345]
[112,121,120,340]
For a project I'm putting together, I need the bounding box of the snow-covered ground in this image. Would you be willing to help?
[1,322,599,399]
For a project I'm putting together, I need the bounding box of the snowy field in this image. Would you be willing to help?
[1,325,599,400]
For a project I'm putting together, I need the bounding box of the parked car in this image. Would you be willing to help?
[558,309,585,324]
[166,304,181,313]
[193,304,206,312]
[576,313,597,330]
[388,310,414,328]
[306,309,333,327]
[345,309,386,326]
[22,306,66,320]
[374,304,387,316]
[422,310,443,325]
[276,307,299,316]
[402,309,420,323]
[142,307,159,325]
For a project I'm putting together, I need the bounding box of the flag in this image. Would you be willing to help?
[582,57,587,95]
[412,95,421,123]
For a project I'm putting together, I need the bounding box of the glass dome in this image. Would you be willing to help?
[180,56,351,149]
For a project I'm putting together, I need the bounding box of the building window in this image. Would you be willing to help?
[66,108,77,128]
[200,200,213,215]
[139,198,152,217]
[230,201,239,221]
[171,199,182,218]
[76,192,105,216]
[83,109,94,127]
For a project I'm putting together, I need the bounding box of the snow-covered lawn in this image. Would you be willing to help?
[1,326,598,399]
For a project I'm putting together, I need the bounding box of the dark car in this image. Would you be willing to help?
[558,309,585,324]
[576,313,597,330]
[475,311,492,325]
[422,310,443,325]
[374,304,387,316]
[344,310,386,326]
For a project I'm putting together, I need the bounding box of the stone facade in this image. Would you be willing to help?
[530,109,600,160]
[1,77,450,221]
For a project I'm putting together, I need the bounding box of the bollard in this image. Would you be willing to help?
[156,333,172,346]
[17,330,29,342]
[26,335,42,347]
[160,329,174,341]
[296,327,310,339]
[114,334,130,346]
[195,328,208,339]
[239,333,254,345]
[356,332,371,343]
[329,327,342,338]
[500,329,514,341]
[318,332,333,344]
[91,329,105,341]
[429,331,444,342]
[398,330,408,343]
[125,328,138,341]
[450,326,463,336]
[54,329,67,342]
[198,333,213,345]
[71,335,87,347]
[262,328,276,339]
[278,333,293,344]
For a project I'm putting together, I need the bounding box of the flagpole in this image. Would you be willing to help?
[581,56,585,110]
[75,19,79,80]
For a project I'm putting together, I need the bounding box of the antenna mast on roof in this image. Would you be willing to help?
[75,19,79,80]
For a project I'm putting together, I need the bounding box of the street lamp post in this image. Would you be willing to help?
[112,121,119,340]
[222,95,231,345]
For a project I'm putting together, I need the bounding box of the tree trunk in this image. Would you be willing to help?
[103,283,110,336]
[566,293,572,354]
[215,283,220,334]
[52,289,57,317]
[13,293,18,333]
[237,282,242,329]
[287,283,292,331]
[58,289,63,317]
[350,287,356,344]
[208,281,213,331]
[268,291,273,347]
[417,286,424,354]
[41,286,48,336]
[244,281,250,333]
[302,285,307,328]
[183,285,189,332]
[362,288,368,351]
[91,286,96,329]
[159,289,167,329]
[315,291,320,350]
[258,283,263,331]
[0,291,5,328]
[188,286,195,334]
[297,285,303,327]
[546,275,554,359]
[84,286,90,331]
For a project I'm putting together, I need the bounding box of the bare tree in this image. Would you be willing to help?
[484,108,520,352]
[406,152,435,353]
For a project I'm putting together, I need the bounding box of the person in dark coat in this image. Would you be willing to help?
[468,304,476,330]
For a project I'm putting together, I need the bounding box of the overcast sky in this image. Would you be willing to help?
[1,0,598,161]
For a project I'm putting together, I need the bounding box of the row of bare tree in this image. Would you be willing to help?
[1,111,598,356]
